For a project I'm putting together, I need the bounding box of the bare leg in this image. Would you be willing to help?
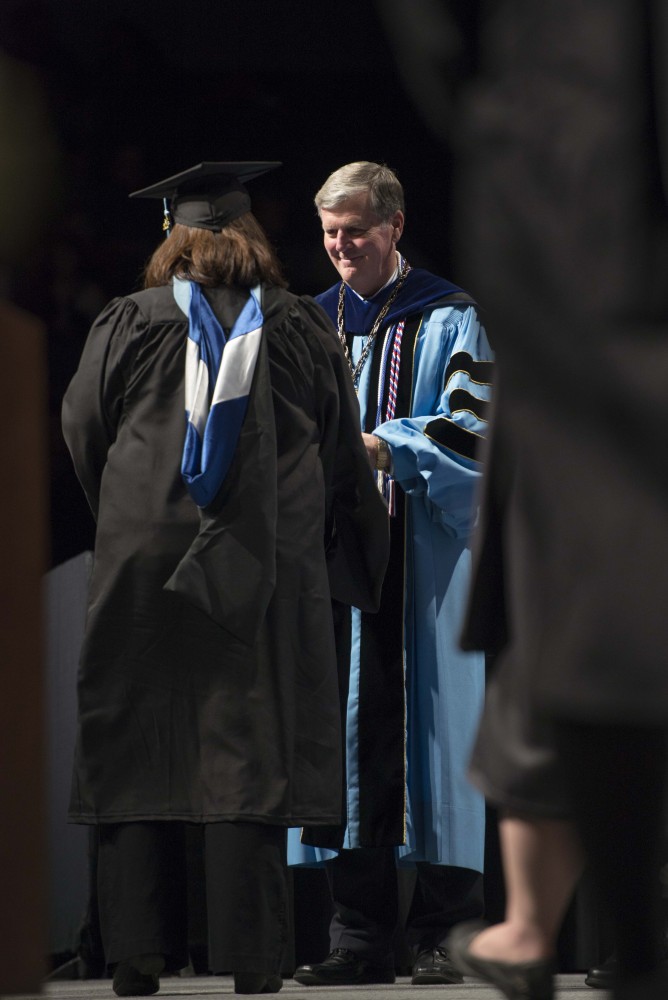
[468,814,584,963]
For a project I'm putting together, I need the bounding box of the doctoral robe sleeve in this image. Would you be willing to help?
[375,304,494,537]
[61,297,144,520]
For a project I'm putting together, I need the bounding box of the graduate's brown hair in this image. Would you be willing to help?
[143,211,287,289]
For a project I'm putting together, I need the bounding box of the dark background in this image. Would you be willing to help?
[1,0,472,568]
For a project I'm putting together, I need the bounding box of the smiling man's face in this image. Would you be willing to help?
[320,191,404,298]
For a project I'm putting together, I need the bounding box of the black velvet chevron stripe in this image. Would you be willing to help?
[444,351,494,388]
[424,417,485,461]
[449,387,489,421]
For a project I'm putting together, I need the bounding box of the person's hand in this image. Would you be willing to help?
[361,432,390,470]
[361,432,378,468]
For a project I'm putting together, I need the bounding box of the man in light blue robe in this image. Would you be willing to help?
[288,161,493,986]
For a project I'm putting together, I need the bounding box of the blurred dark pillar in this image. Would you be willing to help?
[0,302,49,993]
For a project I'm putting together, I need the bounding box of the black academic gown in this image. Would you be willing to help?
[62,282,388,826]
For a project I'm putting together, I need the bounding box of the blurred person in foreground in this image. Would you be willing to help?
[382,2,668,999]
[289,160,493,986]
[62,160,389,997]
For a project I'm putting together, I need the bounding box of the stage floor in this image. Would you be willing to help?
[5,973,605,999]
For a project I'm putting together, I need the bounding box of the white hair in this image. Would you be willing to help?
[314,161,405,221]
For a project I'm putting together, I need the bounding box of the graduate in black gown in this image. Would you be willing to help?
[62,161,389,996]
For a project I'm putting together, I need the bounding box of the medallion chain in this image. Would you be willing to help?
[337,257,411,389]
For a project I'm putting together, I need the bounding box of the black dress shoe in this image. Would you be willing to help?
[586,951,668,991]
[293,948,395,986]
[446,921,555,1000]
[585,952,616,989]
[234,971,283,994]
[112,954,164,997]
[412,946,464,985]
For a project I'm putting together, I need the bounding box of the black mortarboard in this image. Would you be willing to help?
[129,161,281,232]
